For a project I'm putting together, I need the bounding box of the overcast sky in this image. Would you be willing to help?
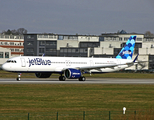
[0,0,154,35]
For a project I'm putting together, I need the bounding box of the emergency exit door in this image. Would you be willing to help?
[21,58,26,67]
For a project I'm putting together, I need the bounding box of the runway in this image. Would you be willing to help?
[0,78,154,84]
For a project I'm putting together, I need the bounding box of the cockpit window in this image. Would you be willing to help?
[6,60,17,63]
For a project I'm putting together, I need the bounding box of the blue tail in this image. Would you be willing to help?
[116,35,136,60]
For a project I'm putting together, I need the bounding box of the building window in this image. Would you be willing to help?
[10,36,14,39]
[21,49,24,52]
[119,37,122,41]
[49,35,57,39]
[64,36,69,39]
[46,41,56,45]
[44,35,48,38]
[5,35,9,39]
[58,36,64,40]
[39,48,44,53]
[27,35,34,39]
[0,52,3,58]
[0,35,4,38]
[10,49,14,52]
[27,41,34,46]
[15,36,19,39]
[75,49,79,53]
[68,49,71,53]
[124,37,129,41]
[39,41,45,46]
[5,42,8,45]
[84,49,87,53]
[137,38,142,41]
[60,49,63,52]
[15,49,19,52]
[5,52,9,58]
[46,48,56,52]
[10,42,14,45]
[49,35,53,39]
[63,49,67,53]
[72,49,75,53]
[81,43,87,47]
[27,49,34,52]
[80,49,84,53]
[99,37,104,41]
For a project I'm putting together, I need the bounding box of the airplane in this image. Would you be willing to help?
[2,35,137,81]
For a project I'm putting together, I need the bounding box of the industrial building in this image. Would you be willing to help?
[0,31,154,70]
[24,34,100,57]
[24,32,154,70]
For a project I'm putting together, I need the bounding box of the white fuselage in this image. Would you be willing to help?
[2,56,132,73]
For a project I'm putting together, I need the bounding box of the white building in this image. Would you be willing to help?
[0,34,24,67]
[0,34,24,56]
[0,47,11,67]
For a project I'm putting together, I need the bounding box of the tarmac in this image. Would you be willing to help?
[0,78,154,84]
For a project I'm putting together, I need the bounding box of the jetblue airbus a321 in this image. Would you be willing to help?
[2,35,137,81]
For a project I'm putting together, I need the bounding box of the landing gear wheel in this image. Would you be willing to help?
[17,77,21,81]
[17,73,21,81]
[59,76,66,81]
[79,76,86,81]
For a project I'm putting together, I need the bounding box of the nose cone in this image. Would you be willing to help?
[2,63,9,71]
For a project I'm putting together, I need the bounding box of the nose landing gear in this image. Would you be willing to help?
[17,73,21,81]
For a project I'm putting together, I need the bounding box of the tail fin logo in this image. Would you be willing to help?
[116,35,136,60]
[122,51,131,55]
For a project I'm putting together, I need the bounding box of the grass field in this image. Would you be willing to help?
[1,71,154,119]
[0,84,154,113]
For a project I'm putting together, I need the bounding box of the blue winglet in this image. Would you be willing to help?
[42,53,45,57]
[133,54,139,63]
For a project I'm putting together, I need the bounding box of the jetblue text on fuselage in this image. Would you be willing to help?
[29,58,51,67]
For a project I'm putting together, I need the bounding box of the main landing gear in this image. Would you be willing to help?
[59,75,86,81]
[17,73,21,81]
[59,75,66,81]
[79,76,86,81]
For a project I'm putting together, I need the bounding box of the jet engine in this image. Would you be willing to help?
[64,68,81,79]
[35,73,52,78]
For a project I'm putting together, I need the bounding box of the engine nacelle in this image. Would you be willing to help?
[64,68,81,79]
[35,73,52,78]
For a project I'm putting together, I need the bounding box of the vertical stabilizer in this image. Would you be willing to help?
[116,35,136,60]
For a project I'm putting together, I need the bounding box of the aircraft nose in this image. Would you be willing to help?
[2,63,8,71]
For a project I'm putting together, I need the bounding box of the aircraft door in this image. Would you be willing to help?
[117,59,121,68]
[90,60,94,66]
[21,58,26,67]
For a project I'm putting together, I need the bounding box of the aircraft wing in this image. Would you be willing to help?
[77,63,127,70]
[61,63,127,72]
[61,54,140,72]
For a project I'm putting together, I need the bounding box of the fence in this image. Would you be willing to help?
[0,110,154,120]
